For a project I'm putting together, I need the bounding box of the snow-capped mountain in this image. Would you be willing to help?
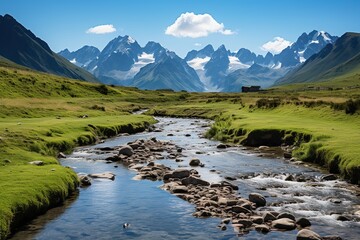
[58,46,100,68]
[59,30,337,92]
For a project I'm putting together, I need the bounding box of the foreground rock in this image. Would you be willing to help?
[249,193,266,207]
[88,172,115,180]
[189,158,201,167]
[297,229,321,240]
[271,218,296,230]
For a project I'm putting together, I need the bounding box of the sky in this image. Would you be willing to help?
[1,0,360,57]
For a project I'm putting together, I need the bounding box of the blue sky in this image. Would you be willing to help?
[1,0,360,57]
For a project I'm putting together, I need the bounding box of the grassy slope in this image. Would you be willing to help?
[0,67,161,239]
[146,89,360,184]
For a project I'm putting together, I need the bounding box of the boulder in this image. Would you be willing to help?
[251,216,264,224]
[263,212,276,222]
[235,219,252,228]
[296,217,311,228]
[220,181,239,190]
[255,224,270,233]
[321,174,337,181]
[118,145,134,157]
[88,172,115,180]
[249,193,266,207]
[58,152,66,158]
[79,175,91,186]
[163,169,190,180]
[271,218,296,230]
[284,151,292,158]
[217,143,227,149]
[181,176,210,186]
[230,206,251,214]
[221,218,231,224]
[296,229,321,240]
[337,215,350,221]
[29,161,44,166]
[189,158,201,167]
[171,186,189,194]
[277,212,296,221]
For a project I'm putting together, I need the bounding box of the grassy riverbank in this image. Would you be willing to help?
[1,64,359,239]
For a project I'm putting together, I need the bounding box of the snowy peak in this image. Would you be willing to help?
[185,44,214,61]
[58,46,100,67]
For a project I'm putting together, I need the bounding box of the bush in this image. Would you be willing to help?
[95,84,109,95]
[256,98,281,108]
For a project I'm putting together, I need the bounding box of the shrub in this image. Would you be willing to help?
[95,84,109,95]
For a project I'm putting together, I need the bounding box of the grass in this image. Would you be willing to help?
[0,64,360,239]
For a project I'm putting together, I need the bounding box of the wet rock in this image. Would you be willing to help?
[258,146,270,150]
[177,148,183,153]
[58,152,66,158]
[171,186,189,194]
[230,206,251,214]
[330,198,342,204]
[78,175,91,186]
[277,212,296,221]
[225,176,237,181]
[185,134,191,137]
[263,212,277,222]
[337,215,350,221]
[181,176,210,186]
[128,143,140,150]
[271,218,296,230]
[321,174,337,181]
[249,193,266,207]
[217,143,227,149]
[296,229,321,240]
[322,236,343,240]
[296,217,311,228]
[218,224,227,231]
[222,218,231,224]
[254,224,270,233]
[88,172,115,180]
[29,161,44,166]
[251,216,264,224]
[163,169,190,180]
[189,158,201,167]
[119,145,134,157]
[283,152,292,159]
[219,181,239,190]
[234,219,252,228]
[167,133,174,136]
[285,174,295,181]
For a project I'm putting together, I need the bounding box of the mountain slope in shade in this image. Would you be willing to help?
[275,32,360,86]
[58,46,100,68]
[133,53,204,92]
[0,14,98,83]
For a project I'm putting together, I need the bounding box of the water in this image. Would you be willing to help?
[10,117,360,239]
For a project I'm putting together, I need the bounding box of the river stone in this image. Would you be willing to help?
[297,229,321,240]
[321,174,337,181]
[78,175,91,186]
[263,212,277,222]
[235,219,253,228]
[222,218,231,224]
[249,193,266,207]
[58,152,66,158]
[88,172,115,180]
[163,169,190,180]
[271,218,296,230]
[337,215,350,221]
[217,143,227,149]
[218,224,227,231]
[322,236,343,240]
[189,158,201,166]
[220,181,239,190]
[171,186,188,194]
[118,145,134,157]
[296,217,311,228]
[29,161,44,166]
[251,216,264,224]
[284,151,292,158]
[181,176,210,186]
[277,212,296,221]
[255,224,270,233]
[258,146,270,150]
[231,206,251,214]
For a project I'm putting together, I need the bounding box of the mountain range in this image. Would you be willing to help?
[60,30,338,92]
[1,14,358,92]
[0,14,98,83]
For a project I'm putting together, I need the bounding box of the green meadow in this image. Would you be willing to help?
[0,64,359,239]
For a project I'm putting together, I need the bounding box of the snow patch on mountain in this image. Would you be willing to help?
[187,57,210,70]
[228,56,250,72]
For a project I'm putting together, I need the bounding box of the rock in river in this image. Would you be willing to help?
[271,218,296,230]
[118,145,134,157]
[249,193,266,207]
[189,158,201,167]
[296,229,321,240]
[88,172,116,180]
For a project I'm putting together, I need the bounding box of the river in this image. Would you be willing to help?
[10,117,360,239]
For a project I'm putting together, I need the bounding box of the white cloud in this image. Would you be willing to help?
[165,12,234,38]
[261,37,292,54]
[86,24,116,34]
[194,43,202,47]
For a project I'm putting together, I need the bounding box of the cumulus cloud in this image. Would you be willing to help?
[86,24,116,34]
[261,37,292,54]
[165,12,234,38]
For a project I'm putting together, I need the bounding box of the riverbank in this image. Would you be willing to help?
[146,101,360,184]
[0,114,155,239]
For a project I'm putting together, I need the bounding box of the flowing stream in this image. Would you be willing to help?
[10,117,360,240]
